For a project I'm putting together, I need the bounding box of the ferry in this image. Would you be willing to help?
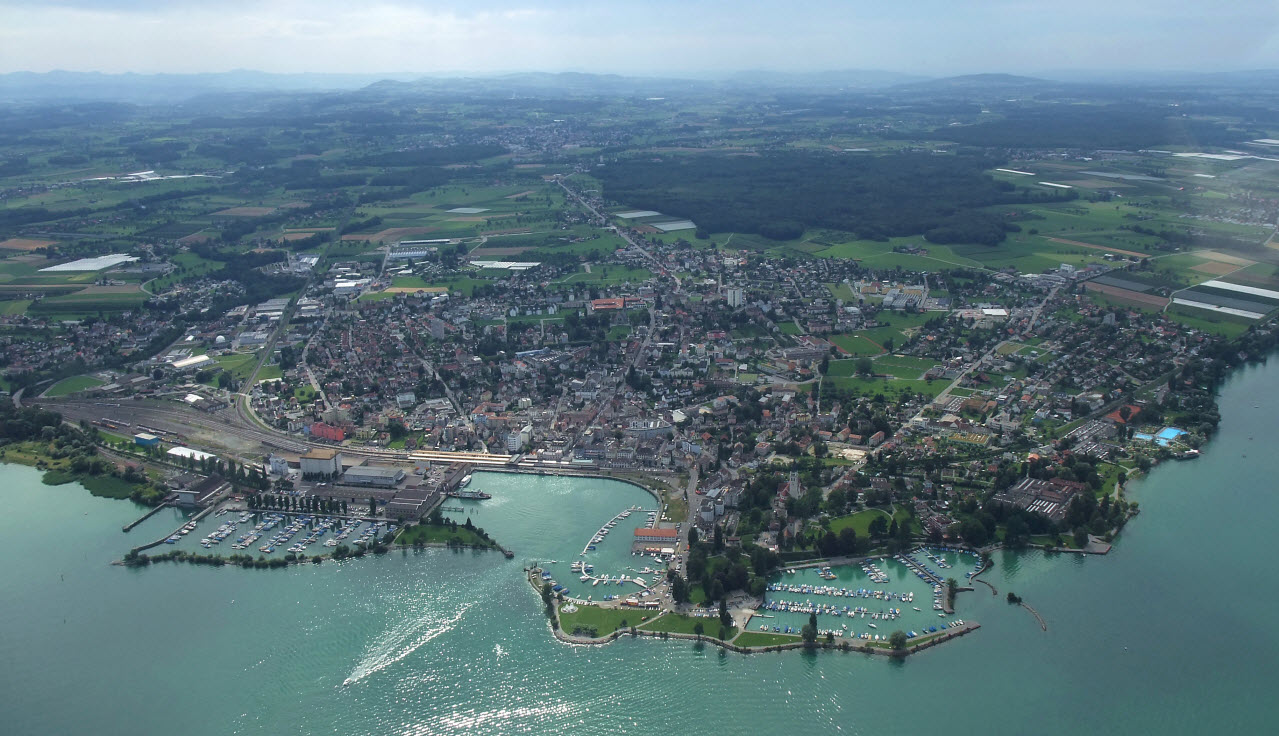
[459,474,472,487]
[446,489,491,500]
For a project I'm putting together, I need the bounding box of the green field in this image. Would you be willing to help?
[43,374,105,397]
[829,509,893,537]
[27,289,149,316]
[394,523,494,548]
[557,604,654,637]
[639,612,737,639]
[734,631,801,647]
[873,354,940,378]
[825,282,857,302]
[0,299,31,315]
[560,265,653,285]
[214,353,259,380]
[829,334,884,355]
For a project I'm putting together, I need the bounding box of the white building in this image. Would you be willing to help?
[725,287,744,308]
[267,454,291,476]
[171,354,214,372]
[507,424,533,452]
[299,448,343,478]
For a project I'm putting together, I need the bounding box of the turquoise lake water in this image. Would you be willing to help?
[3,358,1279,734]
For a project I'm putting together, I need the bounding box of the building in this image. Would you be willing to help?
[990,477,1084,523]
[173,475,228,507]
[631,526,679,554]
[266,454,290,476]
[341,465,406,488]
[299,448,342,478]
[625,419,672,440]
[133,432,160,447]
[725,287,744,308]
[506,424,532,453]
[310,422,346,442]
[167,446,215,463]
[171,354,213,372]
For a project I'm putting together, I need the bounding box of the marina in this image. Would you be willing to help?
[754,549,977,635]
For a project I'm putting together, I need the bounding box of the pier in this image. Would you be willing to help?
[122,502,171,533]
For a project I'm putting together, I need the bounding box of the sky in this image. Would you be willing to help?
[2,0,1279,77]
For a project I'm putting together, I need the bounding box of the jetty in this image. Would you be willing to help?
[1021,602,1048,631]
[122,502,171,533]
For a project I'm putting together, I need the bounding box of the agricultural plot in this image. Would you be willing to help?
[0,299,31,315]
[27,286,148,316]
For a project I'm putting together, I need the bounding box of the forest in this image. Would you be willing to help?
[599,151,1074,243]
[932,105,1251,149]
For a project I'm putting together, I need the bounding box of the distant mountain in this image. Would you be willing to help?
[1037,68,1279,89]
[723,69,931,90]
[892,73,1048,91]
[0,70,422,104]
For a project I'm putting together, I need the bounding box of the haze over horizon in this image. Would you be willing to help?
[2,0,1279,78]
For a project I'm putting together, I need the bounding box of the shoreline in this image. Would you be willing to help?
[527,564,977,658]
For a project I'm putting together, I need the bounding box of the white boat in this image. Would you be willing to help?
[459,475,472,487]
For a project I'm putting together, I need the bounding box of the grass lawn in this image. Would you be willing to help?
[558,605,655,637]
[44,374,105,397]
[395,523,495,548]
[821,374,946,400]
[825,282,857,301]
[829,508,892,537]
[830,334,884,355]
[778,321,803,336]
[215,353,259,380]
[873,354,940,378]
[606,325,632,341]
[639,612,737,639]
[561,265,652,285]
[735,631,801,647]
[255,364,283,382]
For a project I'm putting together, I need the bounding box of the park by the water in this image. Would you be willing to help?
[5,358,1279,734]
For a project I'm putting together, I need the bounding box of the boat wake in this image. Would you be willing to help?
[342,602,473,687]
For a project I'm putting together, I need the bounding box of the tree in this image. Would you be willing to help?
[889,630,908,650]
[689,527,700,547]
[719,598,731,628]
[693,621,705,640]
[801,623,817,645]
[868,515,889,539]
[856,357,873,376]
[670,573,690,604]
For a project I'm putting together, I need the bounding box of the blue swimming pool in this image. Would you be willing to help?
[1157,427,1187,441]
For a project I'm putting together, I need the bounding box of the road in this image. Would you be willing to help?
[556,177,678,453]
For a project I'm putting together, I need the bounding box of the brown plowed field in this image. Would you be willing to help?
[1084,281,1169,308]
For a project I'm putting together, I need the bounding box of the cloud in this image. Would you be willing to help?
[0,0,1277,75]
